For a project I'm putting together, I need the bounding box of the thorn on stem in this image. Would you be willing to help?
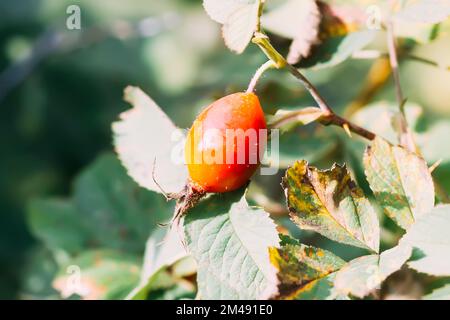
[343,123,352,138]
[429,159,443,174]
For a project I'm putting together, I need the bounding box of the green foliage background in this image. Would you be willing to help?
[1,0,450,299]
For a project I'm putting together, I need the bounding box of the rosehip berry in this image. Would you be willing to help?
[184,92,267,193]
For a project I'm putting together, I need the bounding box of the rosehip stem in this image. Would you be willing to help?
[285,62,376,140]
[246,60,275,93]
[285,64,332,115]
[386,17,418,153]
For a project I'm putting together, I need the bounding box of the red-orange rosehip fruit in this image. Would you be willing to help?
[185,92,267,193]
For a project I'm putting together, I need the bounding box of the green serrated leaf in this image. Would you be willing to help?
[400,205,450,276]
[27,154,174,256]
[363,137,435,230]
[283,160,380,252]
[423,284,450,300]
[112,86,188,195]
[334,244,412,298]
[73,153,173,253]
[184,189,279,299]
[28,199,89,255]
[269,235,345,299]
[53,250,141,300]
[203,0,261,54]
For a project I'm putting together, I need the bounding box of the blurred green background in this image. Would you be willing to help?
[1,0,449,299]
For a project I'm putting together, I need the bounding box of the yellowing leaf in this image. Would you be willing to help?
[363,137,435,230]
[261,0,321,64]
[334,244,412,298]
[269,235,345,299]
[203,0,262,54]
[283,161,380,252]
[112,86,188,195]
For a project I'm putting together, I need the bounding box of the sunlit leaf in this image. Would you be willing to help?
[400,205,450,276]
[262,0,321,64]
[184,188,279,299]
[203,0,262,54]
[269,235,345,299]
[363,137,435,230]
[112,86,188,195]
[283,160,380,252]
[334,244,412,298]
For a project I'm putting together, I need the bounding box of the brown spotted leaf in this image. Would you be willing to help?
[283,161,380,252]
[363,136,435,230]
[269,235,345,300]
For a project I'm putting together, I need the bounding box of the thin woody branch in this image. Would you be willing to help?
[252,32,376,141]
[386,8,418,153]
[286,62,375,140]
